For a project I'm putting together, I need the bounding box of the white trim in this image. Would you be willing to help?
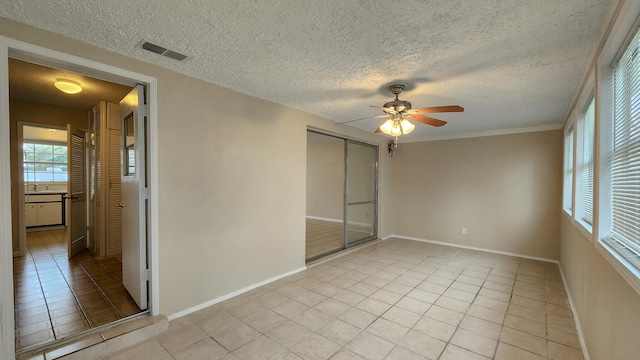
[391,235,559,263]
[381,234,394,240]
[148,77,160,316]
[574,218,594,242]
[563,211,596,244]
[0,39,15,360]
[0,36,161,358]
[558,265,590,360]
[305,215,342,223]
[166,266,307,320]
[401,124,562,143]
[16,121,67,257]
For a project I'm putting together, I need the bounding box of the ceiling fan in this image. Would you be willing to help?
[339,84,464,136]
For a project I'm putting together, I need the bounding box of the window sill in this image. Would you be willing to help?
[575,219,593,242]
[596,240,640,297]
[565,214,593,243]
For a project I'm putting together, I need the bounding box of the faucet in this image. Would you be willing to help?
[32,183,37,192]
[45,184,49,190]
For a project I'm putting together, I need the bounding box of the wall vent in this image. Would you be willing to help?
[138,40,189,61]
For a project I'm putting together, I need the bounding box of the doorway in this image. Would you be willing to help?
[7,58,149,353]
[305,130,379,261]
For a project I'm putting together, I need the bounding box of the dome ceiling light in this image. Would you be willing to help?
[54,79,82,94]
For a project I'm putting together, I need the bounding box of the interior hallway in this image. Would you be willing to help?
[13,230,141,351]
[110,238,583,360]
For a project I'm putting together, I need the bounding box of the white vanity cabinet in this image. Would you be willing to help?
[25,193,65,227]
[25,204,38,227]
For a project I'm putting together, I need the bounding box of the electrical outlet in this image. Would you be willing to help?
[462,227,468,235]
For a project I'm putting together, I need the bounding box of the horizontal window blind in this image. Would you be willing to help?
[605,27,640,269]
[580,99,595,225]
[564,127,574,211]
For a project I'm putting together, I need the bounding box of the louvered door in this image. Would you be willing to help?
[106,102,122,255]
[67,125,87,258]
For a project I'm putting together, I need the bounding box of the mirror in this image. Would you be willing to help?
[124,113,135,176]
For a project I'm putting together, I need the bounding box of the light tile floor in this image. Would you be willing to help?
[305,219,375,261]
[110,238,583,360]
[306,219,343,260]
[14,230,142,351]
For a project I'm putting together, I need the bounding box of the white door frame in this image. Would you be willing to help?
[17,121,68,257]
[0,37,160,360]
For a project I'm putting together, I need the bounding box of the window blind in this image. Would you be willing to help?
[579,99,595,225]
[564,127,574,212]
[606,27,640,269]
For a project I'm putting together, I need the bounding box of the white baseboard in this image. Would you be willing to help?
[558,265,590,360]
[390,235,559,263]
[167,266,306,320]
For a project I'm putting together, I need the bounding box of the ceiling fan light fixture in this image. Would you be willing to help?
[380,119,394,135]
[390,122,403,136]
[54,79,82,94]
[400,120,415,134]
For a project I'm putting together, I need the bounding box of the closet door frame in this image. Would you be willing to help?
[343,139,379,248]
[306,129,379,260]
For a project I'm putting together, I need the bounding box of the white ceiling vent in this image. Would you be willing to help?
[138,40,189,61]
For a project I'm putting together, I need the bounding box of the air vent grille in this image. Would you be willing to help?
[139,40,189,61]
[163,50,188,61]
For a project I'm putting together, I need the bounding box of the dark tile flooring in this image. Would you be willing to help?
[13,230,141,351]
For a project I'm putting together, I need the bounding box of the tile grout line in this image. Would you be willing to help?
[38,233,94,330]
[18,238,56,350]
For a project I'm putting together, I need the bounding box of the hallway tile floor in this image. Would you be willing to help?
[111,238,584,360]
[13,230,142,351]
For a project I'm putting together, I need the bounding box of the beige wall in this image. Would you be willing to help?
[560,215,640,360]
[306,136,344,220]
[392,130,563,260]
[9,99,88,252]
[0,18,392,316]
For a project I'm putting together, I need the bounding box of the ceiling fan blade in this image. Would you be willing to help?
[374,127,382,133]
[410,105,464,114]
[335,114,388,125]
[411,115,448,127]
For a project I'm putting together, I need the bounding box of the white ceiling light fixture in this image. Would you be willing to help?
[379,114,416,136]
[54,79,82,94]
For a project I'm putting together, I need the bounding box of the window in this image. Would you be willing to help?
[601,27,640,273]
[563,125,574,213]
[576,97,595,227]
[23,142,68,182]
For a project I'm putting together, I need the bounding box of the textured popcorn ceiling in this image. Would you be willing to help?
[0,0,617,140]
